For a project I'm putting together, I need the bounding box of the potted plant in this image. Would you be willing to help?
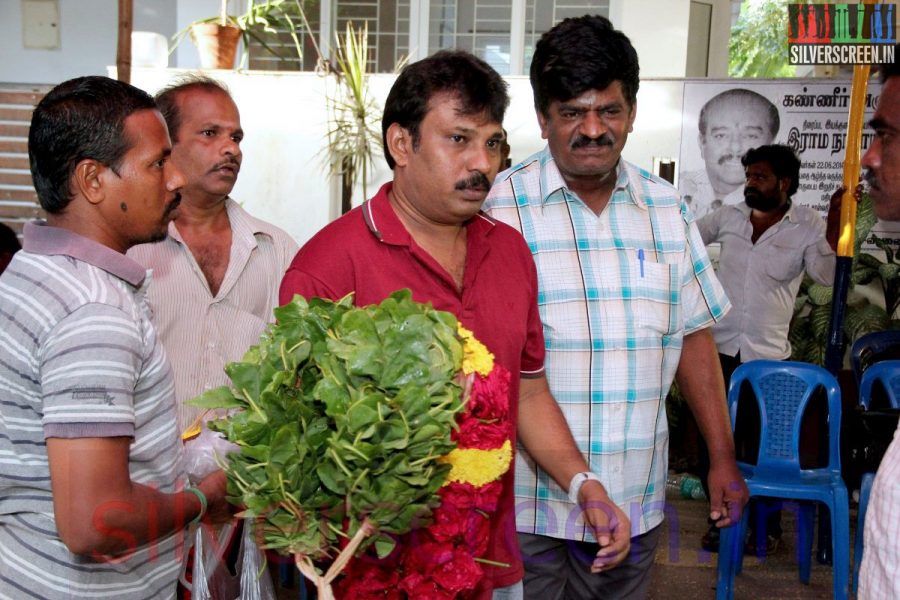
[171,0,308,70]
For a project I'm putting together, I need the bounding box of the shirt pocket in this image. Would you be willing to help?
[764,238,805,282]
[631,259,678,336]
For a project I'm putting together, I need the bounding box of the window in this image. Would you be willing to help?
[248,0,609,74]
[523,0,610,71]
[429,0,514,75]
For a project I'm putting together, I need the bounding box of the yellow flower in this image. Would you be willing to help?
[441,440,512,487]
[458,325,494,376]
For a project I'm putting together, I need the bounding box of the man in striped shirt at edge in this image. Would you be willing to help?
[482,16,749,599]
[128,75,298,435]
[0,76,232,599]
[858,51,900,600]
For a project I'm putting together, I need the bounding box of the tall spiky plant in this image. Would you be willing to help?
[325,22,383,213]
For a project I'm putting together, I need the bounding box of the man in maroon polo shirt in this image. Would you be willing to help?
[279,50,631,599]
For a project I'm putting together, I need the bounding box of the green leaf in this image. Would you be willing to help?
[373,535,396,559]
[880,263,900,281]
[188,386,243,409]
[807,283,834,306]
[316,461,346,495]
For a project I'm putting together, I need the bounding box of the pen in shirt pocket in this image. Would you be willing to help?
[638,248,645,278]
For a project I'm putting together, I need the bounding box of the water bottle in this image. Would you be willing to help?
[666,474,707,500]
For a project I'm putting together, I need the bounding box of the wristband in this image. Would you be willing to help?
[568,471,602,504]
[185,487,208,526]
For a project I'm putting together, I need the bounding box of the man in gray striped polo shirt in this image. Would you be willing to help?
[0,76,232,599]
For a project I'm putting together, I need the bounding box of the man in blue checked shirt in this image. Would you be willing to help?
[483,15,749,599]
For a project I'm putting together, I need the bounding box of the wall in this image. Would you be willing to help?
[0,0,176,84]
[610,0,691,77]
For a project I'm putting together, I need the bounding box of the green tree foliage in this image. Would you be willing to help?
[729,0,797,77]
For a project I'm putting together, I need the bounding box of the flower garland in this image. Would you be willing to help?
[335,326,513,599]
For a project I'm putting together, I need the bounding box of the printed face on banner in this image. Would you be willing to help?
[699,99,777,193]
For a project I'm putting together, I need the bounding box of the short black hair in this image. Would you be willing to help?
[698,89,780,138]
[0,223,20,254]
[28,76,156,214]
[530,15,639,116]
[880,44,900,82]
[381,50,509,170]
[155,74,232,143]
[742,144,801,197]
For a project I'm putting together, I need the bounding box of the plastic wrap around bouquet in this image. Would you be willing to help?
[191,290,513,599]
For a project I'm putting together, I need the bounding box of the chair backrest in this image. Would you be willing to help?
[858,359,900,410]
[851,330,900,384]
[728,360,841,478]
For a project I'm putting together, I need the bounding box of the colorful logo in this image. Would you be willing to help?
[788,4,896,65]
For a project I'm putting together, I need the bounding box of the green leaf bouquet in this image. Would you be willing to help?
[191,290,467,597]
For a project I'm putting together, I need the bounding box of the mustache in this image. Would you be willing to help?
[212,158,240,171]
[165,193,182,214]
[454,172,491,191]
[863,170,878,189]
[744,186,759,197]
[571,134,614,149]
[718,154,740,165]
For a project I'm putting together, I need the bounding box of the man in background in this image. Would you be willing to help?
[695,144,840,555]
[129,75,297,432]
[679,88,780,218]
[0,75,230,599]
[484,16,747,598]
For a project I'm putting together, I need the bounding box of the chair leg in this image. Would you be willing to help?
[731,504,750,575]
[797,502,816,584]
[854,473,875,597]
[717,521,742,600]
[832,487,851,600]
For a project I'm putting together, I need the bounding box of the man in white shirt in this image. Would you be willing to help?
[679,89,780,219]
[695,144,840,554]
[129,76,298,432]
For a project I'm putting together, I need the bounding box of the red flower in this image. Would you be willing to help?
[467,366,511,420]
[402,540,454,576]
[335,561,402,599]
[439,482,476,511]
[473,481,503,513]
[432,547,483,594]
[452,417,511,449]
[428,503,467,543]
[464,512,491,556]
[399,573,456,600]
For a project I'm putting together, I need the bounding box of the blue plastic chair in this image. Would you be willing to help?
[716,360,848,600]
[851,330,900,385]
[857,359,900,410]
[852,360,900,595]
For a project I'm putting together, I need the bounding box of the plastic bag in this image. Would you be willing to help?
[184,520,275,600]
[183,420,240,484]
[238,520,276,600]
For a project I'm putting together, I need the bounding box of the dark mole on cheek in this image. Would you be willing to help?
[120,202,128,212]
